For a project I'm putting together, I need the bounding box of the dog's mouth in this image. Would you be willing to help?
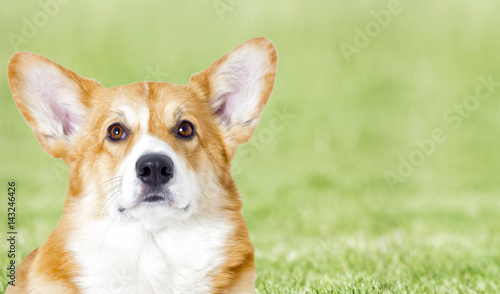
[143,194,166,203]
[118,191,173,213]
[116,184,191,217]
[139,190,173,205]
[140,193,190,211]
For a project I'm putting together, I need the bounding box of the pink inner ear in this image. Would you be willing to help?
[213,59,253,125]
[52,103,80,136]
[214,93,232,124]
[28,69,82,138]
[214,90,244,125]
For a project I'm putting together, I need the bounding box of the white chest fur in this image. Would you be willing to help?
[68,217,231,294]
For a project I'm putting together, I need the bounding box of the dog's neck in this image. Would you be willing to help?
[64,199,233,294]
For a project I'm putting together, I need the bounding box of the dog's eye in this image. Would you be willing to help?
[176,121,195,139]
[107,123,127,141]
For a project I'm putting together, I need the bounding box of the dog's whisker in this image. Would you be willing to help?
[96,186,123,221]
[98,219,114,258]
[86,176,123,220]
[79,176,122,200]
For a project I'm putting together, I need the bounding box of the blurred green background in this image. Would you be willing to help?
[1,0,500,292]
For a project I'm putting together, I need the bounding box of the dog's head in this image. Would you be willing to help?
[8,38,277,226]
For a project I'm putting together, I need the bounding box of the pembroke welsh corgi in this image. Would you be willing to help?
[6,37,277,294]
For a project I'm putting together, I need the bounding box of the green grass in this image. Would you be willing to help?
[1,0,500,293]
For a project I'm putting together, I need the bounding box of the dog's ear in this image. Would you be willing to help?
[8,52,101,159]
[188,37,278,149]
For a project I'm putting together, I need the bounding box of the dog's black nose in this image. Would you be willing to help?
[136,154,174,187]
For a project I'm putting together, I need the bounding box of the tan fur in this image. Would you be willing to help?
[7,37,277,293]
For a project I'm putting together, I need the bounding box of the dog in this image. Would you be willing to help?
[6,37,277,294]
